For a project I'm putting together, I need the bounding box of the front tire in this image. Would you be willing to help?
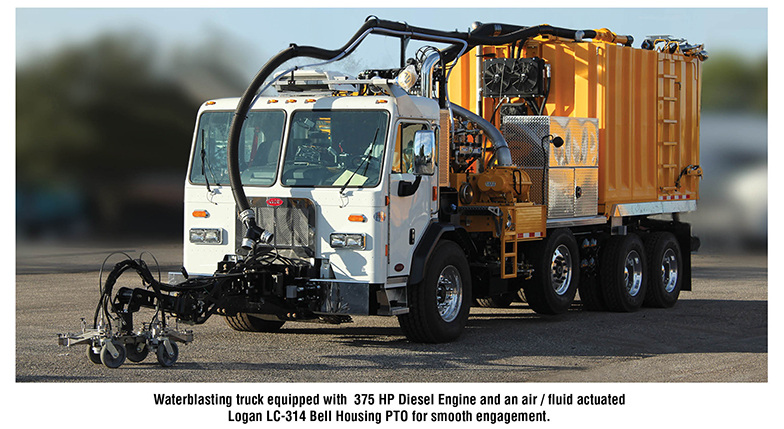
[398,241,471,343]
[522,229,579,315]
[225,313,285,332]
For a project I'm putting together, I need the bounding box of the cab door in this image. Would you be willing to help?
[387,121,436,279]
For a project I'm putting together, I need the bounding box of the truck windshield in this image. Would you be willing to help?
[281,110,389,187]
[189,110,286,187]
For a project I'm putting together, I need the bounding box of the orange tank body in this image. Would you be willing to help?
[447,34,703,216]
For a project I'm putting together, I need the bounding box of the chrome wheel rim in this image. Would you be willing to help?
[661,248,679,293]
[436,265,462,323]
[550,244,573,295]
[624,250,643,297]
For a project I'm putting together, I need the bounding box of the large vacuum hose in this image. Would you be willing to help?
[450,104,513,168]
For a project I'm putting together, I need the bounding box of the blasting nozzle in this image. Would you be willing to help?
[238,209,273,250]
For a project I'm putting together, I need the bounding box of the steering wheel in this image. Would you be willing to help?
[350,155,381,172]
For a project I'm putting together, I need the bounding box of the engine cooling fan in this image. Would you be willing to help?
[482,58,545,98]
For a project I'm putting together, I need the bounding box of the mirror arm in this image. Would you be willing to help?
[397,175,422,197]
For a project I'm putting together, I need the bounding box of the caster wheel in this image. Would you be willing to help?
[86,345,102,365]
[156,341,179,367]
[100,341,126,368]
[126,342,149,363]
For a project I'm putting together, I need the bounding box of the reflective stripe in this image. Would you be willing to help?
[658,194,691,200]
[517,231,543,239]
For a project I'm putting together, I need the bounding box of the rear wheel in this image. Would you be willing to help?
[643,232,682,308]
[398,241,471,343]
[578,273,606,311]
[522,229,579,315]
[600,234,647,312]
[224,313,285,332]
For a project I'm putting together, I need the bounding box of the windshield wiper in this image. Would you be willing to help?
[339,128,379,195]
[200,129,220,190]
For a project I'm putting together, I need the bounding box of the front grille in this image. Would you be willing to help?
[237,197,316,258]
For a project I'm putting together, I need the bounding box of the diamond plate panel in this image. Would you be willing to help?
[524,168,546,205]
[548,117,599,167]
[501,116,550,168]
[547,168,574,218]
[575,168,599,217]
[502,115,599,218]
[501,116,598,168]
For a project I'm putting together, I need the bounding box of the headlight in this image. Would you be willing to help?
[330,233,366,250]
[190,228,223,245]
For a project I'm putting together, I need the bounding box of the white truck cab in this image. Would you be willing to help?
[184,79,444,322]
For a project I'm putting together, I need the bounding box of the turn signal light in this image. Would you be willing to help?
[348,214,366,222]
[192,210,209,218]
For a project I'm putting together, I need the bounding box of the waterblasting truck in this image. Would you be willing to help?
[60,17,705,367]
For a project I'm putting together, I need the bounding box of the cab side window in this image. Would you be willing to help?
[392,122,427,174]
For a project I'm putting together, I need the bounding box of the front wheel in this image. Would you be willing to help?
[225,313,285,332]
[398,241,471,343]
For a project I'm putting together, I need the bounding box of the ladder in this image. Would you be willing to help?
[657,54,682,195]
[501,231,518,279]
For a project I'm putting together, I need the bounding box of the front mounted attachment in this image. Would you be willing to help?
[58,317,192,368]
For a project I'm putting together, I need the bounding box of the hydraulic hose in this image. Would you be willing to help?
[227,19,381,212]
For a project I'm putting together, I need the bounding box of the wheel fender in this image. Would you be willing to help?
[407,223,473,286]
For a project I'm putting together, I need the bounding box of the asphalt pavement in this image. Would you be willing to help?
[16,240,767,383]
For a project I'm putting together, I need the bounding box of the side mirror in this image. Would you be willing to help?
[412,130,435,176]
